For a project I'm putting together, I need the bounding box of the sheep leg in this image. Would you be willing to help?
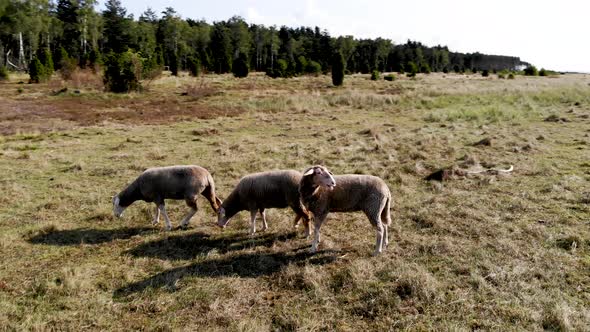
[383,224,389,249]
[152,205,161,225]
[159,204,172,231]
[259,209,268,231]
[180,199,198,229]
[249,210,257,235]
[373,222,384,256]
[310,215,326,253]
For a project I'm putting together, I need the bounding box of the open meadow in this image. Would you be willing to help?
[0,71,589,330]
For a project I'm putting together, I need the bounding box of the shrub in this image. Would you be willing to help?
[296,56,308,74]
[142,54,162,81]
[188,56,201,77]
[472,67,477,74]
[384,74,396,81]
[103,51,142,93]
[331,51,345,86]
[0,66,8,81]
[420,63,431,74]
[29,57,47,83]
[305,60,322,76]
[88,49,102,73]
[370,70,380,80]
[481,69,489,77]
[267,59,289,78]
[453,65,461,73]
[508,73,515,79]
[169,52,179,76]
[497,73,505,79]
[232,52,249,78]
[539,68,547,76]
[524,65,538,76]
[37,48,54,78]
[58,49,77,80]
[406,61,418,77]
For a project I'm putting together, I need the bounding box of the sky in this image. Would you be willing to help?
[101,0,590,72]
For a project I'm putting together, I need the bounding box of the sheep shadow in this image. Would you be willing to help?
[114,249,340,298]
[126,231,300,260]
[27,227,155,246]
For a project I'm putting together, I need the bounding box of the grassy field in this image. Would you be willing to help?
[0,71,589,330]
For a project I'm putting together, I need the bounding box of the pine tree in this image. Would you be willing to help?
[232,52,249,78]
[29,57,46,83]
[331,51,345,86]
[102,0,131,53]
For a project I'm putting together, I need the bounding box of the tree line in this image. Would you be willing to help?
[0,0,530,87]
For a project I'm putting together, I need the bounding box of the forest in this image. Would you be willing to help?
[0,0,529,82]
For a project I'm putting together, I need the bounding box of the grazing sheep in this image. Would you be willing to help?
[217,170,311,235]
[299,165,392,256]
[113,165,222,231]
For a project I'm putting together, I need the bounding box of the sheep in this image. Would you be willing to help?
[217,170,311,235]
[299,165,392,256]
[112,165,222,231]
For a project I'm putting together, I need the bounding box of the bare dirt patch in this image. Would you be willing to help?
[0,94,243,135]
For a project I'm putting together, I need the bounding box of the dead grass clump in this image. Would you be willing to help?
[542,303,573,332]
[69,69,104,90]
[182,84,218,99]
[191,128,219,136]
[555,235,584,251]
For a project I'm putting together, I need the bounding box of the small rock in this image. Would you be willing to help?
[472,137,492,146]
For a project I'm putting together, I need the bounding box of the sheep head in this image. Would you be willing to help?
[302,165,336,190]
[112,196,127,218]
[217,207,228,228]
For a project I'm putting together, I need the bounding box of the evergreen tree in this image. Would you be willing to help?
[37,48,54,77]
[331,51,345,86]
[232,52,249,78]
[28,57,46,83]
[102,0,131,53]
[56,0,81,61]
[188,56,201,77]
[210,23,232,74]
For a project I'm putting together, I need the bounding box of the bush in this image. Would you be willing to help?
[0,66,8,81]
[37,48,54,78]
[420,63,431,74]
[143,54,162,81]
[103,51,142,93]
[232,52,249,78]
[58,49,77,80]
[524,65,538,76]
[370,70,380,80]
[471,67,477,74]
[267,59,289,78]
[497,73,505,79]
[88,49,102,73]
[296,56,308,74]
[539,68,547,76]
[331,51,345,86]
[188,56,201,77]
[406,61,418,77]
[169,52,179,76]
[384,74,396,81]
[508,73,515,79]
[29,57,48,83]
[481,69,489,77]
[453,65,461,73]
[305,60,322,76]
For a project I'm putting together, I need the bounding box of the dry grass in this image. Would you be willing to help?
[0,71,589,330]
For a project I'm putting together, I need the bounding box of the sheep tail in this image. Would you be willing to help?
[381,195,392,226]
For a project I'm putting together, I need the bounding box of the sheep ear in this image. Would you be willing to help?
[303,168,315,176]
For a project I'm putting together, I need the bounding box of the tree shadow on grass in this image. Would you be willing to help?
[27,227,156,246]
[113,249,340,298]
[125,231,301,260]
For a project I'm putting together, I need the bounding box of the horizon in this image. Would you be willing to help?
[98,0,589,73]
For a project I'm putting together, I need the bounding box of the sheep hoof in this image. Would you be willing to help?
[165,226,172,231]
[372,251,382,257]
[152,220,159,225]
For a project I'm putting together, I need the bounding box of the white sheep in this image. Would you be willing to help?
[113,165,222,230]
[299,165,392,256]
[217,170,311,235]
